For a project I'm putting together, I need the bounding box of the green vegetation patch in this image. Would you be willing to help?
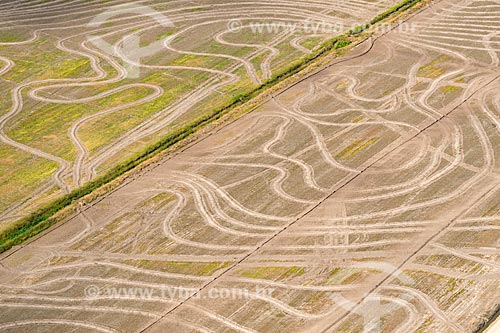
[335,39,352,49]
[5,50,91,82]
[418,55,450,78]
[7,85,153,161]
[237,266,306,280]
[125,260,232,276]
[336,137,379,160]
[300,36,325,52]
[184,7,208,12]
[439,85,460,93]
[0,145,58,213]
[0,30,26,43]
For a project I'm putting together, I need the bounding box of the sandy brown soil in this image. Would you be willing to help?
[1,0,500,332]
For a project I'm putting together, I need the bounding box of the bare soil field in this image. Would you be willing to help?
[1,0,500,332]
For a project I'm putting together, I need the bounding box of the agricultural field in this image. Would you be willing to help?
[1,0,500,332]
[0,0,397,225]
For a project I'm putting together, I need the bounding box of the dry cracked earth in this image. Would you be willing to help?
[1,0,500,332]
